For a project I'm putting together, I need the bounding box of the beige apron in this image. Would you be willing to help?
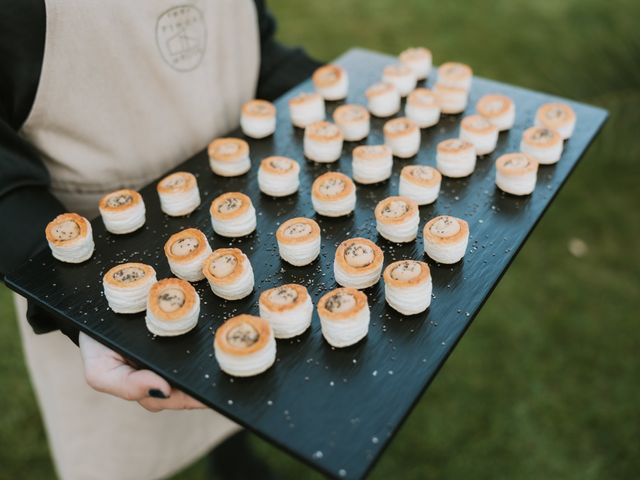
[15,1,260,478]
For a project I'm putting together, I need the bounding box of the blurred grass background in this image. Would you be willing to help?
[1,0,639,478]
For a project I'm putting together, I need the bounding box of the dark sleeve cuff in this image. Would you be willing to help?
[257,40,323,101]
[0,185,64,274]
[1,185,80,345]
[27,301,80,345]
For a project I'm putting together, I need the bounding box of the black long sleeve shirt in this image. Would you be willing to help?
[0,0,321,343]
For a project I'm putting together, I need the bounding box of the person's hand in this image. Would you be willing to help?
[79,332,205,412]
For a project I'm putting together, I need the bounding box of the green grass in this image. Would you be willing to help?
[1,0,639,478]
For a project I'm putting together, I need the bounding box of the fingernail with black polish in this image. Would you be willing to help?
[148,389,168,399]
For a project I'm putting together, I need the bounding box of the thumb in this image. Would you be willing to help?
[80,334,171,401]
[108,363,173,401]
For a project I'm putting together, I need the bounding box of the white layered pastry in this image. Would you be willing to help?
[208,138,251,177]
[312,64,349,101]
[437,62,473,91]
[98,189,145,234]
[535,102,576,139]
[45,213,94,263]
[520,127,563,164]
[311,172,356,217]
[288,91,325,128]
[258,156,300,197]
[495,152,539,196]
[164,228,212,282]
[259,284,313,339]
[383,117,421,158]
[318,287,370,348]
[240,99,276,139]
[214,314,276,377]
[476,94,516,131]
[276,217,321,266]
[304,121,344,163]
[210,192,257,237]
[333,104,370,141]
[365,82,401,118]
[383,260,432,315]
[103,263,156,314]
[375,196,420,243]
[382,63,417,97]
[334,237,384,289]
[405,88,441,128]
[145,278,200,337]
[202,248,254,300]
[399,165,442,205]
[351,145,393,184]
[157,171,201,217]
[436,139,477,178]
[423,215,469,264]
[460,114,499,155]
[433,83,468,114]
[399,47,432,80]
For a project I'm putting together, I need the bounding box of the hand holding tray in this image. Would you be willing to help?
[6,48,607,479]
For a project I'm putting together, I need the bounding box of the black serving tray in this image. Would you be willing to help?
[6,49,607,479]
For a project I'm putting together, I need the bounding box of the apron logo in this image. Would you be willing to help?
[156,6,207,72]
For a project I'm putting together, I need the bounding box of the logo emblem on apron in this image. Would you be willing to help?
[156,6,207,72]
